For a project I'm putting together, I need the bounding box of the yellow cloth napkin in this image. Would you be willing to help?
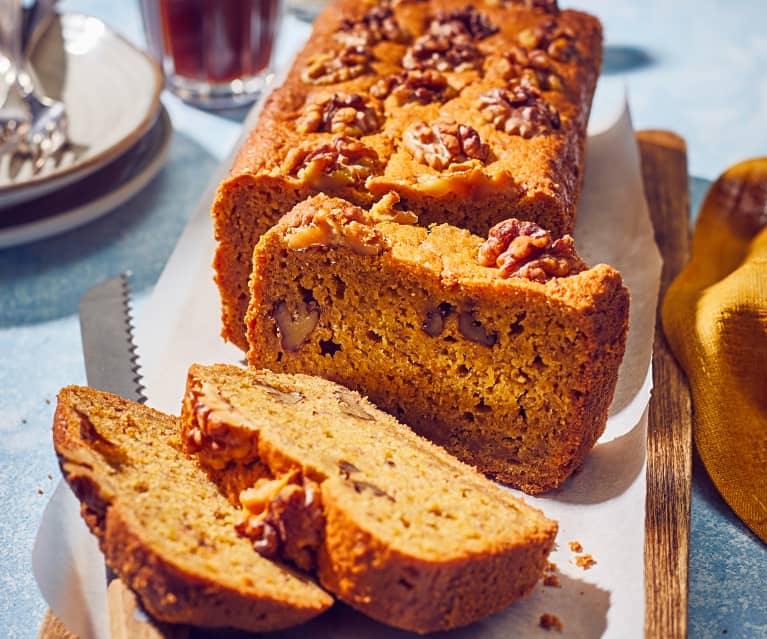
[662,158,767,544]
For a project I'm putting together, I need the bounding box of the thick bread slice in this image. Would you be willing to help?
[53,386,333,632]
[245,194,629,493]
[181,363,558,634]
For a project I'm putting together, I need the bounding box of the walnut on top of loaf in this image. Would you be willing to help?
[284,195,386,256]
[477,217,586,281]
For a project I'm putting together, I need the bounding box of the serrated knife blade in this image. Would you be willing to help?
[79,273,146,404]
[77,273,187,639]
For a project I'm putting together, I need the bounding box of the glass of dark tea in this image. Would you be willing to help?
[140,0,282,109]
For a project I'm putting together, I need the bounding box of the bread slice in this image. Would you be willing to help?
[245,194,629,493]
[181,363,558,634]
[52,386,333,633]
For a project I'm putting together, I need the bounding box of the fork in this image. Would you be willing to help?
[15,66,69,171]
[0,0,68,172]
[0,0,29,148]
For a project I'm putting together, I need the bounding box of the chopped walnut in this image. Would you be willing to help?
[539,613,564,632]
[335,5,409,47]
[458,311,497,347]
[496,45,564,92]
[272,300,320,352]
[429,6,498,40]
[285,135,381,188]
[477,218,587,281]
[236,472,324,571]
[478,85,560,138]
[301,46,371,84]
[403,120,488,170]
[298,93,381,137]
[402,32,482,72]
[368,191,418,225]
[422,302,454,337]
[335,388,375,420]
[285,197,385,256]
[371,69,456,106]
[574,554,596,569]
[517,20,576,62]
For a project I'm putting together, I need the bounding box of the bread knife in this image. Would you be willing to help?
[79,273,188,639]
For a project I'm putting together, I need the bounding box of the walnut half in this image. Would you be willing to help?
[403,120,489,170]
[429,6,499,41]
[478,86,560,138]
[477,218,587,281]
[402,32,482,72]
[284,135,381,189]
[236,472,324,571]
[298,93,381,137]
[285,197,385,256]
[301,46,372,85]
[517,19,576,62]
[370,69,456,106]
[335,5,410,47]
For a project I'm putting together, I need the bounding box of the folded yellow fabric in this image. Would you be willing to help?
[662,158,767,544]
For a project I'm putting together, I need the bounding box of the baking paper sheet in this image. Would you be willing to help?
[33,80,662,639]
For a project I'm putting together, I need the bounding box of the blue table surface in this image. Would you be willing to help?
[2,1,766,637]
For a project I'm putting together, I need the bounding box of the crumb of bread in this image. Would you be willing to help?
[575,554,596,569]
[546,561,558,572]
[540,613,563,632]
[543,574,561,587]
[568,540,583,552]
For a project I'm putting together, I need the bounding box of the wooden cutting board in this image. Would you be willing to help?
[38,130,693,639]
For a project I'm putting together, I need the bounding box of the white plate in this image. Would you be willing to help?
[0,105,171,248]
[0,13,163,208]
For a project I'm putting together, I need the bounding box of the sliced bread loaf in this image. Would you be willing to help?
[53,385,333,633]
[181,363,558,634]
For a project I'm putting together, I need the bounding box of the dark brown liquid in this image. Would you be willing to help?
[159,0,280,83]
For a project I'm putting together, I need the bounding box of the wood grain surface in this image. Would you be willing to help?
[38,131,694,639]
[639,130,693,639]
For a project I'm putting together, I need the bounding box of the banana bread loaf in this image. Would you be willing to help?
[212,0,603,349]
[53,385,333,632]
[245,194,629,493]
[181,363,558,633]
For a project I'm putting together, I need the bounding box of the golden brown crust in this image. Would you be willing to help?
[245,194,629,493]
[212,0,603,350]
[53,386,333,632]
[181,363,558,633]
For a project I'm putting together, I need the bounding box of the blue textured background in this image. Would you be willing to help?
[1,1,766,637]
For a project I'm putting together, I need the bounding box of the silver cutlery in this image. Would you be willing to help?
[0,0,69,176]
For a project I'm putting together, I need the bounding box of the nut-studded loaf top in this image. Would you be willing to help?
[212,0,602,350]
[225,0,602,236]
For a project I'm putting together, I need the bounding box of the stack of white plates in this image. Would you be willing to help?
[0,13,171,248]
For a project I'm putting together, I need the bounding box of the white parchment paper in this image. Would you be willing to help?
[33,81,662,639]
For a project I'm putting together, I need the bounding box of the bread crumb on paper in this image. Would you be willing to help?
[568,540,583,553]
[540,613,563,632]
[575,554,596,570]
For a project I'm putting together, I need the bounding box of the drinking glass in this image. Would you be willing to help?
[140,0,283,109]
